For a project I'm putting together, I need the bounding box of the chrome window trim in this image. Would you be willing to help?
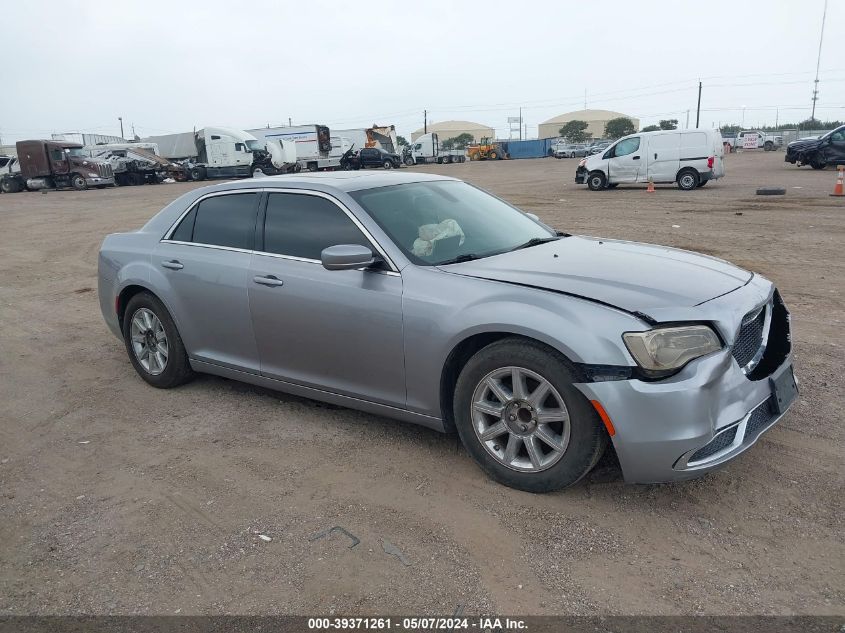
[159,240,254,255]
[160,187,399,273]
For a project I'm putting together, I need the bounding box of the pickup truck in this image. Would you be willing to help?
[721,130,783,152]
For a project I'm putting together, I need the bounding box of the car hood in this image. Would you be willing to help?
[439,236,752,314]
[787,137,822,151]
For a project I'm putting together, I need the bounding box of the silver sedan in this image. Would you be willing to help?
[98,172,797,491]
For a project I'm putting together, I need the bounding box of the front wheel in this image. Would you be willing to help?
[190,166,207,181]
[383,160,393,169]
[122,292,194,389]
[810,157,826,170]
[586,171,607,191]
[404,156,414,166]
[71,174,87,191]
[676,168,699,190]
[453,338,607,492]
[764,141,773,151]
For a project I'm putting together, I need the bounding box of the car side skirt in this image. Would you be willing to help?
[191,359,447,433]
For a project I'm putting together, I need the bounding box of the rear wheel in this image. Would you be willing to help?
[587,171,607,191]
[453,338,607,492]
[307,162,318,172]
[676,168,699,190]
[190,166,207,181]
[1,177,21,193]
[383,160,393,169]
[122,292,194,389]
[489,150,499,160]
[764,141,774,151]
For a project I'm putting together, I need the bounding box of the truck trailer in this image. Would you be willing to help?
[0,140,114,193]
[247,125,333,172]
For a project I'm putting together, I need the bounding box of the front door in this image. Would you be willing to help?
[606,136,642,183]
[153,191,261,372]
[47,146,70,175]
[248,191,406,408]
[824,128,845,164]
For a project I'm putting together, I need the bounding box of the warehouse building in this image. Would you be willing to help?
[411,120,494,143]
[538,109,640,140]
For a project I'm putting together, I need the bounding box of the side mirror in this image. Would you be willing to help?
[321,244,376,271]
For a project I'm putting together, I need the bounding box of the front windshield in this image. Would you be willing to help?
[245,139,262,151]
[350,181,555,266]
[65,148,86,157]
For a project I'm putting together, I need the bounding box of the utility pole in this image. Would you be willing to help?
[695,82,702,128]
[424,110,427,134]
[118,117,124,138]
[288,117,292,127]
[685,110,690,129]
[583,88,587,110]
[811,0,827,122]
[519,107,523,141]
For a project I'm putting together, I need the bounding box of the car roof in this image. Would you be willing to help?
[197,170,458,194]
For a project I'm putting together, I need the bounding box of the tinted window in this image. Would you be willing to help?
[49,149,63,161]
[263,193,369,260]
[170,206,197,242]
[613,137,640,157]
[191,193,258,249]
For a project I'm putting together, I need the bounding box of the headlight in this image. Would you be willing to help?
[88,172,99,178]
[623,325,722,375]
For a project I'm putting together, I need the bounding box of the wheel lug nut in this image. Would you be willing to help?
[509,414,516,421]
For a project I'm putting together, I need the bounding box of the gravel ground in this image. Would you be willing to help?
[0,151,842,615]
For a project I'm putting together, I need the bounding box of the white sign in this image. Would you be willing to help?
[507,117,521,124]
[742,133,759,149]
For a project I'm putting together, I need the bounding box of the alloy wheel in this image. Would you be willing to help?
[129,308,169,375]
[471,366,570,472]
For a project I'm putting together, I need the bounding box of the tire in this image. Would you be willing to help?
[383,160,392,169]
[810,157,826,170]
[404,157,414,166]
[586,171,607,191]
[443,156,452,164]
[71,174,87,191]
[122,292,194,389]
[676,168,699,190]
[756,187,786,196]
[488,150,499,160]
[1,177,21,193]
[453,337,607,492]
[307,163,318,172]
[251,166,264,177]
[764,141,773,151]
[190,166,207,181]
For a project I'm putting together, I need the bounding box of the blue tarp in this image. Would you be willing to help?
[498,138,557,159]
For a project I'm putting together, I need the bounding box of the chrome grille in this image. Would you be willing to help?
[732,305,766,370]
[744,396,776,438]
[689,425,738,463]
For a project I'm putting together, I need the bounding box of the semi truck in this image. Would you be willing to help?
[142,126,290,180]
[0,139,115,193]
[334,125,400,154]
[247,125,334,172]
[84,142,186,185]
[403,133,467,165]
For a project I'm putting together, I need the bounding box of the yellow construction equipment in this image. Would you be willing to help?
[467,137,508,161]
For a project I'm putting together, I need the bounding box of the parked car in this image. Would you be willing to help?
[587,142,610,155]
[357,146,402,169]
[784,125,845,169]
[553,144,587,158]
[99,172,796,492]
[576,128,725,190]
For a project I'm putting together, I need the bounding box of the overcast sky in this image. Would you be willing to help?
[1,0,843,144]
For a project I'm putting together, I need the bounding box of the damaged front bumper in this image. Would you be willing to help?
[575,165,587,184]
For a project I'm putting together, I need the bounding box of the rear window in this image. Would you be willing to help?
[188,193,258,249]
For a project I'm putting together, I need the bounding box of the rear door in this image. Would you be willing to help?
[646,133,680,183]
[678,131,710,175]
[154,191,261,372]
[605,136,642,183]
[248,191,406,407]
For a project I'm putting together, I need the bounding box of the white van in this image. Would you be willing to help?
[575,129,725,191]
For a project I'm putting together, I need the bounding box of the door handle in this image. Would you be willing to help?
[253,275,284,287]
[632,156,640,160]
[654,153,658,159]
[161,260,183,270]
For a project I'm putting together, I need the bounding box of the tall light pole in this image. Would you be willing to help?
[811,0,827,122]
[118,117,124,138]
[741,106,746,127]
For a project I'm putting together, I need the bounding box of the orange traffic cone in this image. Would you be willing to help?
[646,178,655,193]
[831,165,844,197]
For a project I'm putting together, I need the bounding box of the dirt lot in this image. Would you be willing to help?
[0,152,842,616]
